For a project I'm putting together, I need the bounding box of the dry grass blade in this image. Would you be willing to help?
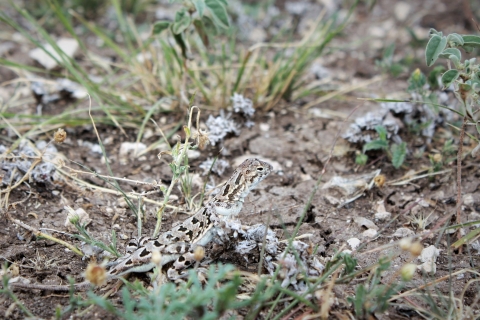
[6,211,83,256]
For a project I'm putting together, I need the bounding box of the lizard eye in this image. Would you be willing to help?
[256,167,264,172]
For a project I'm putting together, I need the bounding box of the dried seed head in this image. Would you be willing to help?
[85,262,107,286]
[374,174,386,187]
[409,241,423,257]
[151,250,162,266]
[432,153,442,163]
[8,263,19,277]
[193,246,205,261]
[400,263,417,281]
[194,129,210,150]
[399,237,412,251]
[54,128,67,144]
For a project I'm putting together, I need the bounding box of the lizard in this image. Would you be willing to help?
[8,158,273,291]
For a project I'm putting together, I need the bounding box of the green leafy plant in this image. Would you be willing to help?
[357,125,407,168]
[429,139,456,172]
[425,28,480,226]
[67,207,122,258]
[0,268,35,318]
[347,257,408,319]
[152,0,230,59]
[375,43,404,77]
[86,263,276,319]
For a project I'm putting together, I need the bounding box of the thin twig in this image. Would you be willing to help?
[456,116,467,226]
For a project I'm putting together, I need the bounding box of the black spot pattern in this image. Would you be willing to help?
[154,240,162,247]
[192,217,199,224]
[178,256,185,262]
[235,173,242,185]
[139,248,150,257]
[222,183,230,196]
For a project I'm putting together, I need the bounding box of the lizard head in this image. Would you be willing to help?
[211,158,273,216]
[238,158,273,190]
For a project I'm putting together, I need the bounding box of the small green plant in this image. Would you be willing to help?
[1,268,35,318]
[424,29,480,226]
[86,263,276,319]
[152,0,230,59]
[375,44,405,77]
[429,139,456,172]
[347,257,411,319]
[67,207,122,258]
[356,125,407,168]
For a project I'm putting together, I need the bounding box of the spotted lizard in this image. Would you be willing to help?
[8,158,273,291]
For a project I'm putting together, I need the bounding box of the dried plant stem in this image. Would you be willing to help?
[456,116,467,226]
[391,269,473,301]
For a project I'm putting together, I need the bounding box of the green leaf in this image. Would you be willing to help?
[462,35,480,47]
[363,139,388,152]
[452,227,480,249]
[172,9,191,35]
[193,19,209,47]
[201,15,217,36]
[353,284,366,318]
[438,48,461,61]
[205,0,229,29]
[173,32,188,59]
[391,142,407,169]
[448,54,461,69]
[355,153,368,165]
[192,0,206,17]
[383,43,395,61]
[152,21,170,35]
[407,68,427,92]
[459,83,472,92]
[447,33,464,46]
[375,125,388,141]
[441,69,459,88]
[425,34,447,66]
[428,28,442,37]
[427,65,446,89]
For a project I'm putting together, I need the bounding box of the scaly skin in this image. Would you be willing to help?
[9,158,272,291]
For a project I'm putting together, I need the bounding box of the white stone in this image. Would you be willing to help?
[420,245,440,263]
[187,149,201,159]
[418,261,436,274]
[29,38,79,70]
[394,2,411,21]
[375,210,391,220]
[354,216,378,230]
[64,207,92,232]
[260,123,270,132]
[463,193,474,207]
[362,228,377,238]
[392,227,415,237]
[119,142,147,164]
[347,237,361,250]
[249,27,267,43]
